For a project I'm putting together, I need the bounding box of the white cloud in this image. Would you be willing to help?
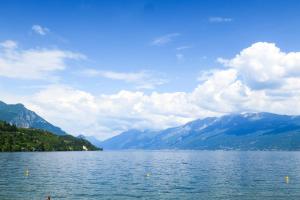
[209,17,233,23]
[176,46,192,51]
[21,69,248,139]
[23,84,216,139]
[32,25,49,35]
[151,33,180,46]
[197,69,219,82]
[82,69,167,89]
[218,42,300,89]
[19,69,244,139]
[84,69,147,82]
[0,40,85,79]
[5,42,300,140]
[0,40,18,49]
[176,53,184,61]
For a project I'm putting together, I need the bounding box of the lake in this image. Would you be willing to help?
[1,151,300,200]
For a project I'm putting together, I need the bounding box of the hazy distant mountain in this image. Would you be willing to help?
[77,134,103,148]
[101,113,300,150]
[100,129,159,150]
[0,101,67,135]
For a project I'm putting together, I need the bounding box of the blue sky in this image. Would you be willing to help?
[1,0,300,139]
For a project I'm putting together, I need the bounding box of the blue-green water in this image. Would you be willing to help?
[1,151,300,200]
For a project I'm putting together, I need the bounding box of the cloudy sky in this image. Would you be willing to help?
[1,0,300,139]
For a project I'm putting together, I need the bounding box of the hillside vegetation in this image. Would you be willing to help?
[0,121,101,152]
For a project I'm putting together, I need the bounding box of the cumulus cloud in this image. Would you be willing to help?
[0,40,85,79]
[6,42,300,140]
[82,69,167,89]
[22,69,250,139]
[218,42,300,89]
[209,17,233,23]
[151,33,180,46]
[32,25,49,35]
[24,84,216,139]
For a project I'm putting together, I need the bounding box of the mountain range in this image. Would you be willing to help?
[2,99,300,151]
[101,113,300,150]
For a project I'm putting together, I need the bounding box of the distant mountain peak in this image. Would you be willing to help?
[77,134,103,148]
[77,134,86,139]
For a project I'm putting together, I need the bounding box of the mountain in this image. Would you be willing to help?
[0,121,100,152]
[77,135,103,148]
[101,113,300,150]
[0,101,67,135]
[100,129,159,150]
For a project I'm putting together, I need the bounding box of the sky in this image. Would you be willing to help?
[1,0,300,140]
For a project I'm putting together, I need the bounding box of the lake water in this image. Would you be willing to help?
[1,151,300,200]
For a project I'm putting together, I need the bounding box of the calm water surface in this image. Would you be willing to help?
[1,151,300,200]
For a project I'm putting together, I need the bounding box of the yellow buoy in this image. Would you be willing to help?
[25,169,29,176]
[285,176,289,184]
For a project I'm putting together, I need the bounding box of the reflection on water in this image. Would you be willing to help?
[1,151,300,200]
